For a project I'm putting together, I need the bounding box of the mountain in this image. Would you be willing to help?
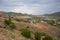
[44,12,60,17]
[0,11,31,17]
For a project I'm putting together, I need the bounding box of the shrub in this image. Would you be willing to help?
[34,32,42,40]
[43,35,53,40]
[4,20,12,25]
[4,19,16,29]
[9,24,16,29]
[20,28,31,38]
[57,24,60,27]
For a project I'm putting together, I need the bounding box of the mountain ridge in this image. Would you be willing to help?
[44,12,60,17]
[0,11,31,17]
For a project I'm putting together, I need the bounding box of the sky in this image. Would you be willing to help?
[0,0,60,15]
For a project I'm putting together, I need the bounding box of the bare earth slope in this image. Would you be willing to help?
[13,20,60,39]
[0,18,60,40]
[0,28,31,40]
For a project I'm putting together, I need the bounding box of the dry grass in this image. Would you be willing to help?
[15,16,31,19]
[0,28,31,40]
[13,20,60,39]
[0,17,60,40]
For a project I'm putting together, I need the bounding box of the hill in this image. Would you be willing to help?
[0,11,31,17]
[44,12,60,17]
[0,28,31,40]
[0,11,60,40]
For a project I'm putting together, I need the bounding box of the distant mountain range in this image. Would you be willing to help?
[0,11,31,17]
[44,12,60,17]
[0,11,60,17]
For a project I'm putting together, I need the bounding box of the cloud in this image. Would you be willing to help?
[0,0,60,15]
[11,5,33,14]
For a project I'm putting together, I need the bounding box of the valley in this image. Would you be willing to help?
[0,11,60,40]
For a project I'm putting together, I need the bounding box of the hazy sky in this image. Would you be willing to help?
[0,0,60,15]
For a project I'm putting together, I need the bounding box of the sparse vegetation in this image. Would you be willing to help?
[0,12,59,40]
[15,18,30,23]
[20,28,31,38]
[4,17,16,29]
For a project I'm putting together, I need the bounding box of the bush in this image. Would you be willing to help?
[20,28,31,38]
[57,24,60,27]
[43,35,53,40]
[34,32,42,40]
[9,24,16,29]
[4,19,16,29]
[4,20,12,25]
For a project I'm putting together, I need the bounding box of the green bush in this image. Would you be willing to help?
[43,35,53,40]
[34,32,42,40]
[57,24,60,27]
[9,24,16,29]
[4,20,12,25]
[20,28,31,38]
[4,19,16,29]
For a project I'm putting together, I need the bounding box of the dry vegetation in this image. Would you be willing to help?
[0,16,60,40]
[15,16,31,19]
